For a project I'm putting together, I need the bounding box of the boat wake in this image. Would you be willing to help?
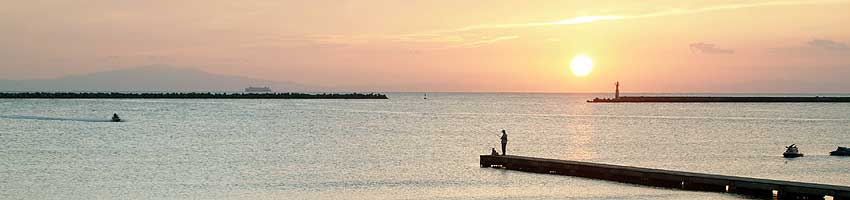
[0,115,120,122]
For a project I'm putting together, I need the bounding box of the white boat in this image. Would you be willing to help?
[783,144,803,158]
[245,86,272,93]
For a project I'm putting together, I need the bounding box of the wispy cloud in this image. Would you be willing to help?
[690,43,735,54]
[625,0,845,19]
[248,0,847,52]
[383,16,625,49]
[383,0,846,49]
[448,36,519,49]
[414,0,844,35]
[425,16,626,34]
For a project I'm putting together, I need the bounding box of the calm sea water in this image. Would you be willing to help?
[2,93,849,199]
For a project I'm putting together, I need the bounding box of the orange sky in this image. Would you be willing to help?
[2,0,850,92]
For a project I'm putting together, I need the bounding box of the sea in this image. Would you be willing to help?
[1,93,849,199]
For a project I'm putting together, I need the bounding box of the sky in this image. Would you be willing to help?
[2,0,850,93]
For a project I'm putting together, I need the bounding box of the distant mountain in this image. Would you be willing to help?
[0,65,316,92]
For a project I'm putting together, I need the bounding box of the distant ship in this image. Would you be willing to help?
[244,86,272,93]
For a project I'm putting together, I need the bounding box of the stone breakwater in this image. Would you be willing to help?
[0,92,389,99]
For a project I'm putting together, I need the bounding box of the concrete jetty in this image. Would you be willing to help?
[481,155,850,199]
[587,96,850,103]
[588,82,850,103]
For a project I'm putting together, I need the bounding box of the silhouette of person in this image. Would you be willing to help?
[500,130,508,155]
[491,148,499,156]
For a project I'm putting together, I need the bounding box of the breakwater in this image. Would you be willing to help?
[0,92,388,99]
[481,155,850,199]
[588,96,850,103]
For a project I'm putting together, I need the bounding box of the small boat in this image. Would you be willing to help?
[783,144,803,158]
[830,146,850,156]
[111,113,121,122]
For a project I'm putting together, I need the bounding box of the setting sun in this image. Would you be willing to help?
[570,54,593,77]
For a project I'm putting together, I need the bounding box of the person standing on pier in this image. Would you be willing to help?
[500,130,508,155]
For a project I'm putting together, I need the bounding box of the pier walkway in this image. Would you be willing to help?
[587,96,850,103]
[481,155,850,199]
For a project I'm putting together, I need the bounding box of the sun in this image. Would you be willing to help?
[570,54,593,77]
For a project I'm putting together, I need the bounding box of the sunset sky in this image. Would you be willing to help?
[2,0,850,92]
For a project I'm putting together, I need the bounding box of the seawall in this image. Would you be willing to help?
[588,96,850,103]
[0,92,389,99]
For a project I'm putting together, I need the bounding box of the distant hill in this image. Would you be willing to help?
[0,65,316,92]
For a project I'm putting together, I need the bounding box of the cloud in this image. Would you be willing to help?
[625,0,845,19]
[410,0,844,35]
[770,39,850,55]
[448,36,519,49]
[807,39,850,51]
[426,16,626,34]
[213,0,847,53]
[689,43,734,54]
[384,0,844,50]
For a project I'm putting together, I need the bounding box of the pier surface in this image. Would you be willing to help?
[481,155,850,199]
[588,96,850,103]
[0,92,388,99]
